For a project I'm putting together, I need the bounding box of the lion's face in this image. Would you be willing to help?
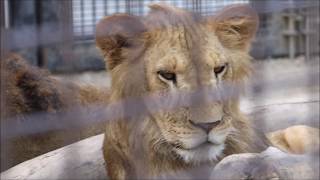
[96,4,258,163]
[144,27,236,162]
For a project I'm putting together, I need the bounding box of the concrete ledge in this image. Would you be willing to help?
[1,134,107,180]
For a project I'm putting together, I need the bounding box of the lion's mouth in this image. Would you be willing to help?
[190,141,213,149]
[173,140,225,163]
[173,140,221,151]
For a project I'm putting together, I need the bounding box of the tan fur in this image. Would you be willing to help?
[96,4,269,179]
[1,54,109,170]
[267,125,320,154]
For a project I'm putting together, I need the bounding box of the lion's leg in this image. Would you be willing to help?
[1,54,108,170]
[267,125,319,154]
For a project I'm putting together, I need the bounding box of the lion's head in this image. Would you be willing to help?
[97,4,263,164]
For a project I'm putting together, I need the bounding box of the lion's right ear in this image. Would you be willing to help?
[96,14,146,70]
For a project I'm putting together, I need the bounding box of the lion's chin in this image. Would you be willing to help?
[174,143,224,163]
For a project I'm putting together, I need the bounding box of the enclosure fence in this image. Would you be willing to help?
[72,0,249,37]
[0,0,319,179]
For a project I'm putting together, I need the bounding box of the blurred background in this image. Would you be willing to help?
[1,0,319,73]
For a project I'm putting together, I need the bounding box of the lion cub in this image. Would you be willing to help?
[2,3,317,178]
[96,4,270,179]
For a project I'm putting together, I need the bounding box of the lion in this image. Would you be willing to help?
[96,4,319,179]
[96,4,268,179]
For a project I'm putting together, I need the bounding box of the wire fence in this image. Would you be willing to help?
[0,0,319,179]
[72,0,249,37]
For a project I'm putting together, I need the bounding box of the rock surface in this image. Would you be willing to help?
[211,147,319,180]
[1,134,107,180]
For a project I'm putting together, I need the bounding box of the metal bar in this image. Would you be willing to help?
[139,0,143,16]
[104,0,107,15]
[80,0,84,36]
[198,0,202,14]
[35,0,45,67]
[126,0,130,14]
[116,0,119,12]
[4,0,10,28]
[0,0,8,166]
[288,9,296,59]
[59,0,74,61]
[92,0,96,27]
[0,0,10,106]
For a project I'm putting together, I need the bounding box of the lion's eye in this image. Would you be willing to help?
[157,70,176,83]
[214,64,227,77]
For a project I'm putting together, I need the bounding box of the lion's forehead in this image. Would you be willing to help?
[145,28,229,73]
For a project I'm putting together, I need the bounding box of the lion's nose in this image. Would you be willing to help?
[189,120,221,133]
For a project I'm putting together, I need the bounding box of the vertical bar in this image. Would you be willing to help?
[116,0,119,12]
[139,0,143,16]
[58,0,79,172]
[0,0,9,169]
[0,0,9,62]
[106,0,108,15]
[298,8,303,56]
[0,0,9,73]
[305,3,318,142]
[92,0,96,32]
[4,0,9,28]
[35,0,45,67]
[305,8,310,61]
[126,0,130,14]
[192,0,195,12]
[103,0,106,15]
[288,9,296,59]
[60,0,74,60]
[313,2,320,60]
[80,0,84,37]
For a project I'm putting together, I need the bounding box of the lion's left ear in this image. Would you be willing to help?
[207,4,259,51]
